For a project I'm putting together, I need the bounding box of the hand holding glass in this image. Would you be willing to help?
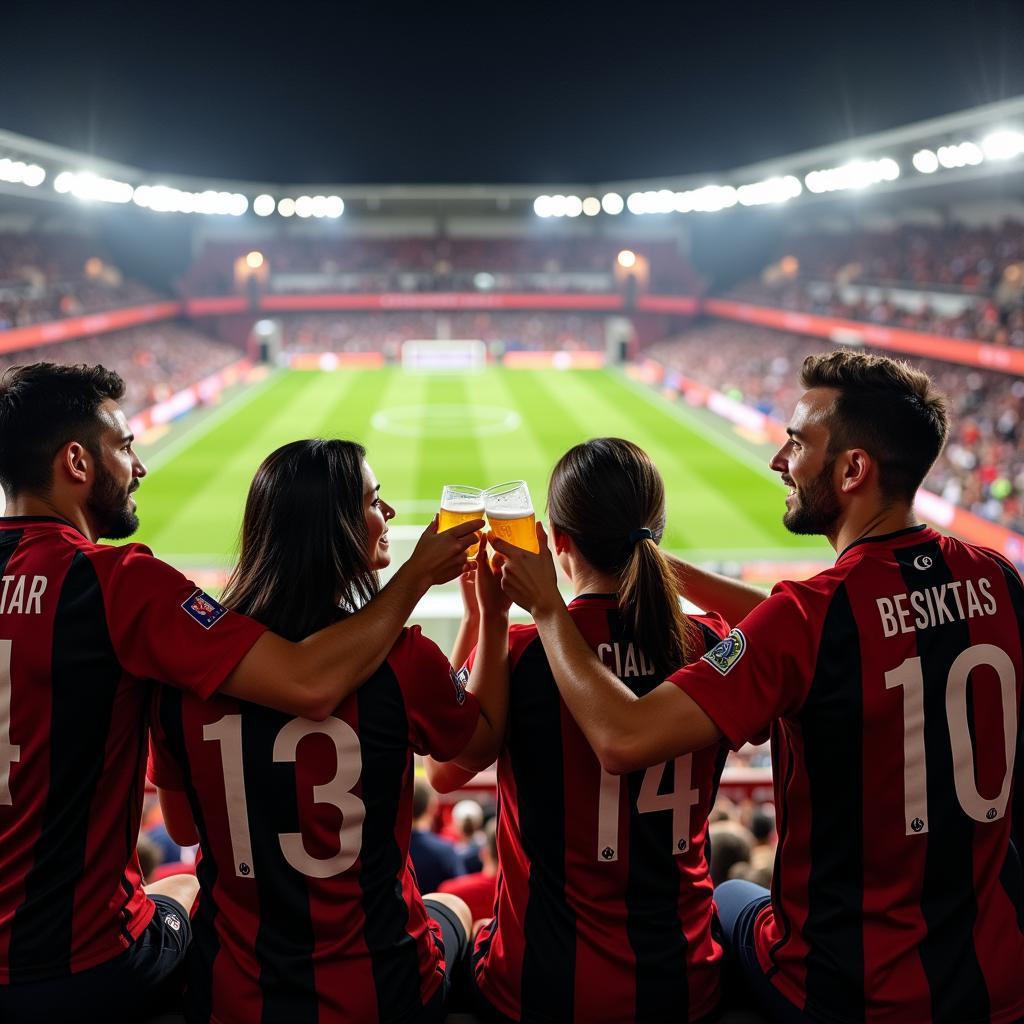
[439,485,485,557]
[484,480,539,553]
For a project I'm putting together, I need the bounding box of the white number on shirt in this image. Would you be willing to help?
[596,754,699,862]
[0,640,20,805]
[203,714,365,879]
[886,644,1018,836]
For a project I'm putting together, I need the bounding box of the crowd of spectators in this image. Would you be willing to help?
[0,322,242,416]
[728,278,1024,347]
[648,320,1024,533]
[778,221,1024,292]
[280,311,607,354]
[0,232,163,328]
[188,237,701,296]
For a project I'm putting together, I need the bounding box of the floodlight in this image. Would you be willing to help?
[22,164,45,187]
[981,129,1024,161]
[54,171,74,193]
[277,197,296,217]
[533,195,553,217]
[564,195,583,217]
[912,149,939,174]
[582,196,601,216]
[245,251,264,270]
[601,192,624,215]
[325,195,344,217]
[294,195,313,218]
[617,249,637,269]
[626,192,646,214]
[253,194,275,217]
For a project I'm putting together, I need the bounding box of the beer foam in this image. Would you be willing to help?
[442,500,485,513]
[485,507,534,520]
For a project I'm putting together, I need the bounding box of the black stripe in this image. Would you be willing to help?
[241,705,317,1024]
[9,551,122,981]
[158,686,220,1024]
[508,635,575,1022]
[992,560,1024,935]
[356,667,427,1023]
[764,726,795,975]
[895,541,990,1023]
[798,584,865,1021]
[603,607,691,1022]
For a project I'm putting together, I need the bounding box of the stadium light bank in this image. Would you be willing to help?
[3,97,1024,220]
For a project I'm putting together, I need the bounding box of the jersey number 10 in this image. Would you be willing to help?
[885,643,1018,836]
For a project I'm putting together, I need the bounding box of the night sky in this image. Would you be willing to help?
[3,1,1024,184]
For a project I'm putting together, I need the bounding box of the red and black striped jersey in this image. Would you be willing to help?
[473,594,730,1024]
[674,525,1024,1024]
[0,516,266,984]
[149,625,481,1024]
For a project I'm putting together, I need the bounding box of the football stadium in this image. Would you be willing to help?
[0,7,1022,1022]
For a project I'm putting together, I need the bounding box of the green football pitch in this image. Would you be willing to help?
[132,367,830,577]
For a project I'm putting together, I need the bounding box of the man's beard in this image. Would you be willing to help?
[88,460,139,540]
[784,457,842,536]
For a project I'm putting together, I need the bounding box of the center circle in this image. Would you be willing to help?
[370,404,522,438]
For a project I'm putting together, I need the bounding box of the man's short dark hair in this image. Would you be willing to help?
[800,350,950,504]
[0,363,125,497]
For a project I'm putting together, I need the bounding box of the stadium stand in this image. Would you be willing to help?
[0,322,242,416]
[185,237,703,296]
[648,320,1024,532]
[0,231,163,327]
[727,219,1024,347]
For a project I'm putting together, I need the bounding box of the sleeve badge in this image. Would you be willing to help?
[181,589,229,629]
[701,628,747,676]
[450,665,469,704]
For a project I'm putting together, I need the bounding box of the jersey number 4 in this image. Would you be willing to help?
[596,754,699,862]
[0,640,20,805]
[886,643,1018,836]
[204,714,365,879]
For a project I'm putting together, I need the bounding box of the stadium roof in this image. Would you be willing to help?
[2,96,1024,224]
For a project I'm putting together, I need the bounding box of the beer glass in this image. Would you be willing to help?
[439,485,485,557]
[484,480,539,553]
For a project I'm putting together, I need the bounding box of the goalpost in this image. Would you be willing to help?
[401,339,487,373]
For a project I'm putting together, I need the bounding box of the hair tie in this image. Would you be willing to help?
[628,527,654,545]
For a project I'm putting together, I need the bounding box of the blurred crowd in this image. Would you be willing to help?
[188,237,701,296]
[281,311,607,354]
[777,222,1024,291]
[0,323,241,416]
[728,220,1024,348]
[728,279,1024,347]
[648,321,1024,533]
[0,233,163,328]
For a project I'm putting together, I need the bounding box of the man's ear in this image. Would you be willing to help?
[838,448,872,494]
[57,441,91,486]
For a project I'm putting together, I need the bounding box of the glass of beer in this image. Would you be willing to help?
[439,485,485,557]
[484,480,539,553]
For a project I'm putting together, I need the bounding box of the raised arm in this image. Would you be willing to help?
[221,517,483,720]
[448,536,510,772]
[666,554,767,621]
[492,524,721,774]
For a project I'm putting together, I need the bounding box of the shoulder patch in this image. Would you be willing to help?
[181,589,228,629]
[701,628,747,676]
[450,665,469,704]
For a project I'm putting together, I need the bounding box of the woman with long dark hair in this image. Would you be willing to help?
[149,439,509,1024]
[430,437,739,1024]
